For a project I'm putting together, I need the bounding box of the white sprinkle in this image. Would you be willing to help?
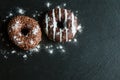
[30,47,39,52]
[12,21,20,30]
[77,24,82,33]
[11,50,16,54]
[48,49,53,54]
[61,49,66,53]
[13,36,17,39]
[17,8,25,14]
[57,6,61,8]
[32,14,36,17]
[23,54,27,59]
[4,55,8,59]
[32,26,39,35]
[59,45,63,49]
[30,40,34,44]
[69,39,72,42]
[75,11,79,13]
[9,13,13,16]
[63,3,67,7]
[46,2,51,8]
[18,41,23,44]
[36,45,40,49]
[73,38,77,42]
[45,46,49,49]
[49,45,53,48]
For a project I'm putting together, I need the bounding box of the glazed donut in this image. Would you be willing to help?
[44,8,79,42]
[8,16,42,50]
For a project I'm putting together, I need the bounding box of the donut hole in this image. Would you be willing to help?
[57,21,64,29]
[21,28,30,36]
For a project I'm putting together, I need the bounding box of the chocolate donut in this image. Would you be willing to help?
[8,16,42,50]
[44,8,79,42]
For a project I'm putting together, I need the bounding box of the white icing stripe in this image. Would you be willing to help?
[71,13,76,36]
[52,9,57,40]
[59,8,61,21]
[64,9,68,41]
[64,9,67,22]
[45,14,48,35]
[59,8,62,42]
[60,29,62,42]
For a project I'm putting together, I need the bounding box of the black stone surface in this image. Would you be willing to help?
[0,0,120,80]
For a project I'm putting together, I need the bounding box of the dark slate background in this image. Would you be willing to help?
[0,0,120,80]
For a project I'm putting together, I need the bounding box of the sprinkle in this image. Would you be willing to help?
[11,50,16,54]
[69,39,72,42]
[12,21,20,30]
[59,45,63,49]
[57,6,61,8]
[32,26,39,35]
[77,24,82,33]
[73,38,77,42]
[30,40,34,44]
[23,54,27,59]
[4,55,8,59]
[9,13,13,16]
[63,3,67,7]
[17,8,25,14]
[45,46,49,49]
[48,49,53,54]
[75,11,79,13]
[46,2,51,8]
[36,45,40,49]
[61,49,66,53]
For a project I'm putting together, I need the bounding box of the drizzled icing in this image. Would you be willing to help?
[71,13,76,36]
[64,9,68,41]
[45,8,77,42]
[52,9,57,40]
[58,8,62,42]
